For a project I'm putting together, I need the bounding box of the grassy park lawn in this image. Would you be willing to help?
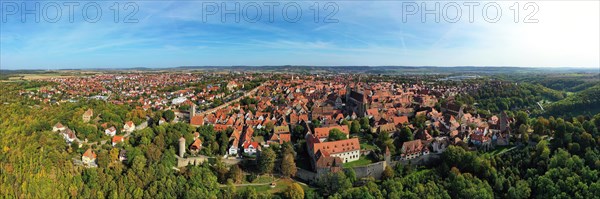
[483,145,514,156]
[241,174,276,184]
[343,156,374,168]
[360,143,378,150]
[235,178,312,194]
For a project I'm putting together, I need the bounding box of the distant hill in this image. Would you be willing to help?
[169,66,598,75]
[546,84,600,117]
[3,66,598,75]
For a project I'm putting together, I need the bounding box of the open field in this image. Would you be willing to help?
[343,156,374,168]
[233,178,313,194]
[8,74,78,80]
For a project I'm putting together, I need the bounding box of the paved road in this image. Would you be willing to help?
[199,83,265,116]
[494,146,518,156]
[218,182,273,188]
[537,102,545,111]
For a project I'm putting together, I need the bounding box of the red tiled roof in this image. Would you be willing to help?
[471,133,490,142]
[315,151,343,168]
[214,124,228,132]
[83,149,96,159]
[190,115,204,126]
[278,133,291,143]
[378,123,397,133]
[112,135,125,144]
[312,138,359,155]
[230,130,241,140]
[270,133,291,144]
[243,141,260,150]
[314,125,349,139]
[393,116,409,126]
[190,139,202,150]
[401,140,427,155]
[367,108,379,116]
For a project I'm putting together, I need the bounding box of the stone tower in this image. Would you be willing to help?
[178,136,186,158]
[190,104,197,118]
[384,146,391,163]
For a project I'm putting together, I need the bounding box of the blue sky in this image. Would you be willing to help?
[1,1,599,69]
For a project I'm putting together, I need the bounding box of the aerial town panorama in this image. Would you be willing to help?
[1,0,599,198]
[1,67,599,198]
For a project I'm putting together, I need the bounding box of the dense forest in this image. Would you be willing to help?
[456,74,599,118]
[1,75,600,198]
[546,85,600,117]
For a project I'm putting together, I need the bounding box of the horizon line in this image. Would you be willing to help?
[2,65,599,71]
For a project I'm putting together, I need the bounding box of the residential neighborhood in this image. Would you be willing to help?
[34,73,515,177]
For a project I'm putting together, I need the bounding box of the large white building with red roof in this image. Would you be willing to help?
[306,130,360,166]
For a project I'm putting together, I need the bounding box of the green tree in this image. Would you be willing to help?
[281,153,297,178]
[516,111,529,127]
[328,128,347,141]
[344,168,357,185]
[222,181,236,199]
[507,180,531,199]
[131,155,147,174]
[318,171,352,195]
[518,124,529,142]
[187,165,219,193]
[447,172,493,199]
[265,122,275,132]
[360,117,370,131]
[228,165,244,184]
[398,126,413,143]
[533,117,549,135]
[283,183,304,199]
[213,157,229,183]
[382,166,395,180]
[163,110,175,122]
[350,120,361,134]
[293,125,305,141]
[258,147,276,175]
[239,187,258,199]
[376,131,396,155]
[218,131,229,155]
[97,150,110,168]
[414,114,427,129]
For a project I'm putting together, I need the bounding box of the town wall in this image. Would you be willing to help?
[296,168,318,182]
[351,161,387,179]
[295,154,443,183]
[176,156,243,168]
[177,156,208,167]
[389,153,442,167]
